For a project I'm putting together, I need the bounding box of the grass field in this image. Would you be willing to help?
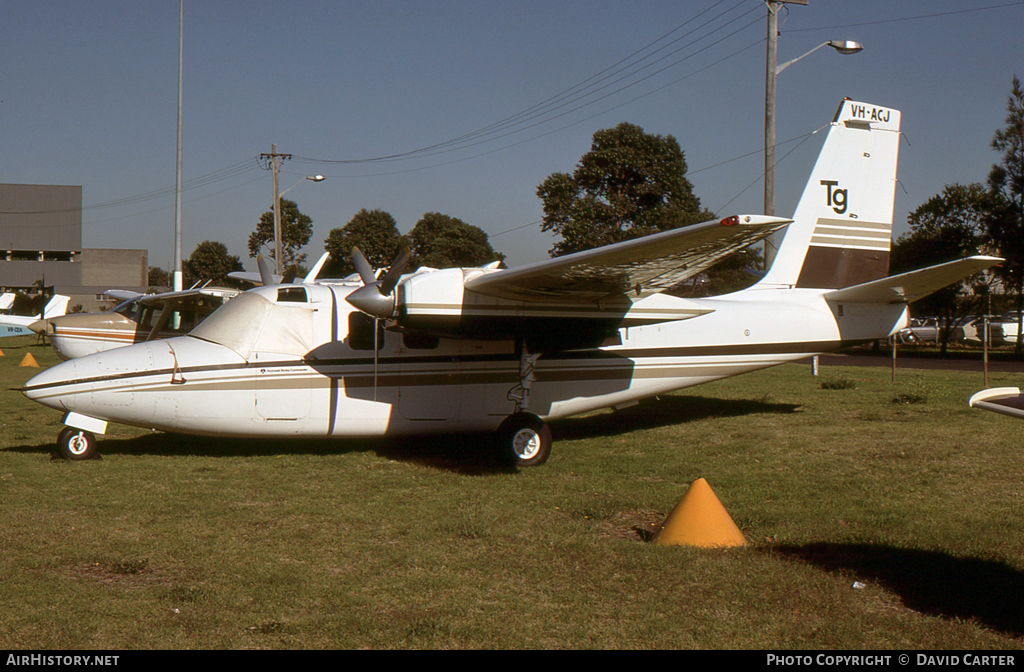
[1,335,1023,649]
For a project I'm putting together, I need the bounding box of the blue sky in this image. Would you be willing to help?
[3,1,1023,271]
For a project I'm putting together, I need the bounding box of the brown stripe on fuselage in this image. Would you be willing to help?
[23,339,853,396]
[796,246,889,289]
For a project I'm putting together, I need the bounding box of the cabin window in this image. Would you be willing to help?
[402,332,440,350]
[348,312,384,351]
[277,287,308,303]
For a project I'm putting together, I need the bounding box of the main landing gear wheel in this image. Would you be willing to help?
[57,427,98,461]
[496,413,552,467]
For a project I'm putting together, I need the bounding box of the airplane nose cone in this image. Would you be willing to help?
[22,358,80,410]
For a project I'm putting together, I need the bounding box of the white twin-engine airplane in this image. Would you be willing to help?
[1,294,71,338]
[23,99,1001,465]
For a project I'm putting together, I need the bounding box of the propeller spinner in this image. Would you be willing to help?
[345,247,411,319]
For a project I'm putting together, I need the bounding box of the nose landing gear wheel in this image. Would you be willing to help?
[496,413,552,467]
[57,428,98,461]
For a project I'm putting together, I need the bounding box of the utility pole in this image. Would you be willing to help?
[259,144,292,276]
[172,0,184,292]
[763,0,808,269]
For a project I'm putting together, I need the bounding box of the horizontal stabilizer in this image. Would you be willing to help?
[823,256,1002,304]
[969,387,1024,420]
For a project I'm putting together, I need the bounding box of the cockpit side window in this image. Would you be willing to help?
[277,287,308,303]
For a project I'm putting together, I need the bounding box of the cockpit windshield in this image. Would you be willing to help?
[112,299,142,321]
[188,290,315,359]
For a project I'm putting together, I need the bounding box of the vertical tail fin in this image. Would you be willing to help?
[42,295,70,319]
[759,99,902,290]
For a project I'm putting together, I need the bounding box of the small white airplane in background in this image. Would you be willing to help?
[38,256,333,361]
[39,286,241,360]
[0,293,15,312]
[969,388,1024,419]
[0,294,70,338]
[23,99,1002,465]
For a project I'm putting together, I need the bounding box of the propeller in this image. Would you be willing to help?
[345,247,411,319]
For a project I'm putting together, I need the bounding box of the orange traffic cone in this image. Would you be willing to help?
[19,352,39,368]
[0,347,4,356]
[653,478,747,548]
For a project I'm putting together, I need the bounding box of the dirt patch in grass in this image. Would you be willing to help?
[597,508,665,543]
[63,559,173,590]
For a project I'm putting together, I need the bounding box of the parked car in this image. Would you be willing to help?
[899,317,965,345]
[961,315,1005,346]
[994,312,1022,345]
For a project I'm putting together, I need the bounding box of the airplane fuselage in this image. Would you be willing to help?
[23,282,907,440]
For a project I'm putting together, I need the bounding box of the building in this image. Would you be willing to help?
[0,183,149,312]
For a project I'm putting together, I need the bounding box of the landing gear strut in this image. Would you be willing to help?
[498,341,551,466]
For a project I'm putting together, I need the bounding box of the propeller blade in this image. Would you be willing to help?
[351,247,377,287]
[379,248,411,296]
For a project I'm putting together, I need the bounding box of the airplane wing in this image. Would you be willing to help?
[969,387,1024,420]
[824,256,1002,304]
[0,293,14,311]
[350,215,792,342]
[134,286,241,307]
[465,215,792,303]
[104,289,144,302]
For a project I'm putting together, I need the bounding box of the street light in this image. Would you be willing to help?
[776,40,863,75]
[764,1,862,268]
[272,174,325,276]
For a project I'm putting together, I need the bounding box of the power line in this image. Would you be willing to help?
[785,1,1022,32]
[294,1,761,166]
[0,159,261,216]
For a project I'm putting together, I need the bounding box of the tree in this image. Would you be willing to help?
[183,241,244,288]
[985,75,1024,355]
[323,209,403,277]
[536,122,713,257]
[406,212,503,269]
[248,199,313,276]
[890,183,994,354]
[147,266,170,289]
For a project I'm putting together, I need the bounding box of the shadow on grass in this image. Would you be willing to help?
[550,394,802,441]
[8,394,798,474]
[9,431,515,476]
[773,542,1024,637]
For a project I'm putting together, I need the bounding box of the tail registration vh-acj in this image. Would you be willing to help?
[23,100,1001,465]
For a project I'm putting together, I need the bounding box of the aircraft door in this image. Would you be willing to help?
[252,292,315,425]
